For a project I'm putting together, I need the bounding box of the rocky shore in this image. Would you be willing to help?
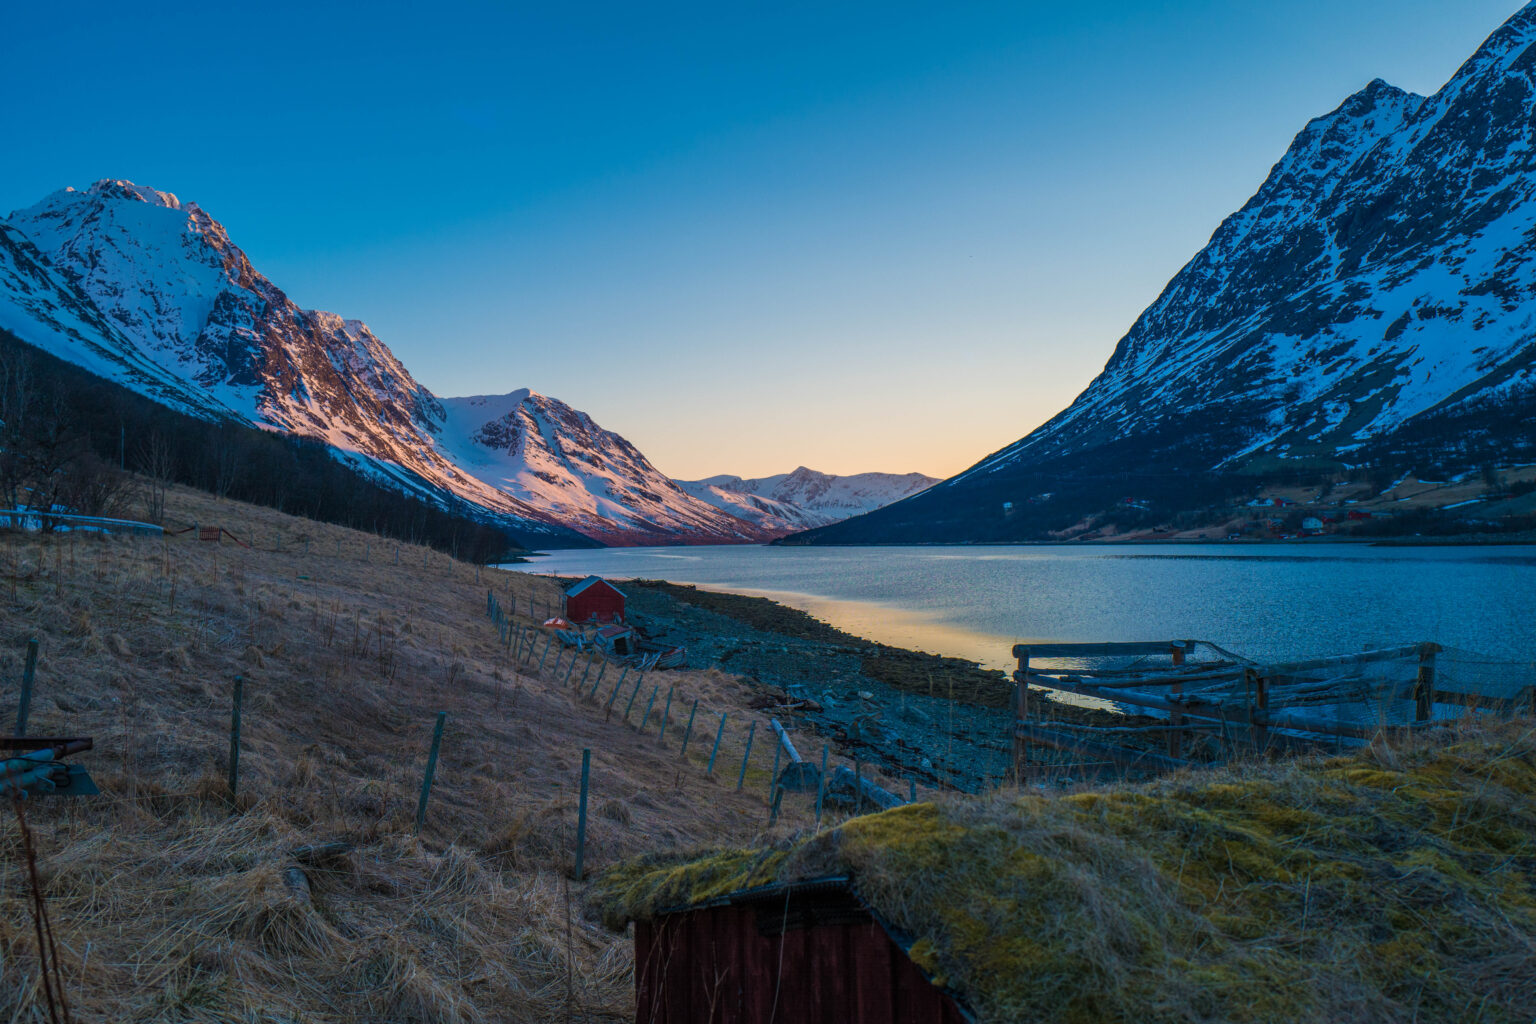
[614,579,1138,791]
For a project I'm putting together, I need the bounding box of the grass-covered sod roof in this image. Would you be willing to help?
[592,723,1536,1024]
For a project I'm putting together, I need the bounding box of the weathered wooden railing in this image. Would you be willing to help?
[1008,640,1474,779]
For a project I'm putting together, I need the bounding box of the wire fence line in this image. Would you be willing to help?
[482,588,918,848]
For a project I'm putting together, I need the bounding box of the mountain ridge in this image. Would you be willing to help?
[0,180,926,545]
[791,2,1536,544]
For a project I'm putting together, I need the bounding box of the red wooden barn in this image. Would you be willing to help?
[562,575,626,624]
[632,877,970,1024]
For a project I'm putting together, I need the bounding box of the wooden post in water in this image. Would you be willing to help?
[1415,643,1439,722]
[1010,645,1031,784]
[737,721,756,792]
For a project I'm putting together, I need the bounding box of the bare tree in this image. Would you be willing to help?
[57,452,133,519]
[210,425,241,499]
[134,430,175,523]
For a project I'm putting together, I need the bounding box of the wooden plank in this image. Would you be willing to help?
[849,921,895,1023]
[1014,641,1188,658]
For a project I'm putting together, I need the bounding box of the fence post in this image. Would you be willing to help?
[657,686,675,744]
[623,673,644,721]
[561,654,577,689]
[573,748,591,881]
[415,711,447,833]
[707,712,727,776]
[1414,643,1439,722]
[769,742,781,801]
[1011,645,1030,784]
[588,662,607,699]
[606,667,629,719]
[737,721,756,792]
[15,638,39,736]
[1169,642,1186,759]
[814,744,829,826]
[537,637,552,676]
[577,658,592,693]
[227,675,244,800]
[909,776,917,803]
[638,684,659,732]
[679,699,700,758]
[768,783,785,825]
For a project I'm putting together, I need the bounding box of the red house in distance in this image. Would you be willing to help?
[562,576,626,624]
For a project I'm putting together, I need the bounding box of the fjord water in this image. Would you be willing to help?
[505,544,1536,671]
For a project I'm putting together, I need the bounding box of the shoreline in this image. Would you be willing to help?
[575,577,1145,792]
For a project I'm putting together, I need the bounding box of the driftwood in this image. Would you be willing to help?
[820,765,904,812]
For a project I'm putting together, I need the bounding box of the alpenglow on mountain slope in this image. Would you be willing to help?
[677,467,937,532]
[0,180,920,544]
[791,3,1536,545]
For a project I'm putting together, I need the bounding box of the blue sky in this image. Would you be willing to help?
[1,1,1525,478]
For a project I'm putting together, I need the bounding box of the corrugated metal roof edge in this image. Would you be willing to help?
[564,575,627,599]
[652,874,978,1023]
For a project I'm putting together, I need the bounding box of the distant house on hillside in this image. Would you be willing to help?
[562,576,625,624]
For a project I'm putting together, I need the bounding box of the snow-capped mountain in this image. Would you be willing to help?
[0,180,770,544]
[439,390,779,544]
[677,467,937,531]
[969,4,1536,478]
[793,3,1536,544]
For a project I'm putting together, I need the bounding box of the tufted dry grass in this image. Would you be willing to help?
[0,482,826,1022]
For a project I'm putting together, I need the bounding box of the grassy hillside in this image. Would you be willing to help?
[0,483,816,1022]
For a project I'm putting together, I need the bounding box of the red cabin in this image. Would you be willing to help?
[562,576,626,624]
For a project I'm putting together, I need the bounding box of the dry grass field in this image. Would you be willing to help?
[0,483,833,1023]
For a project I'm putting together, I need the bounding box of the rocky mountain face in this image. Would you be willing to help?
[0,181,922,545]
[677,467,937,532]
[792,4,1536,544]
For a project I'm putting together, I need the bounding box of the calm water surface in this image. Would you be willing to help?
[501,544,1536,672]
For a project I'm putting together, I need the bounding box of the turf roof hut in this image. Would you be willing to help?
[622,876,967,1023]
[562,575,626,624]
[593,724,1536,1024]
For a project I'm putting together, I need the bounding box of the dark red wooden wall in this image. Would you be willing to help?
[565,582,625,623]
[634,898,969,1024]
